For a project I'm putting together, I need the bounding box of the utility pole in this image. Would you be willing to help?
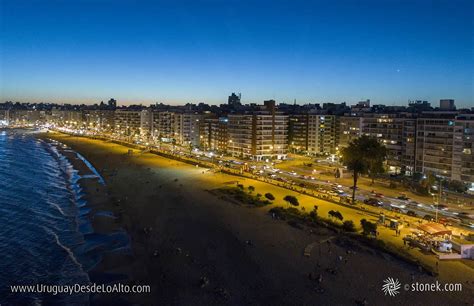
[435,178,441,223]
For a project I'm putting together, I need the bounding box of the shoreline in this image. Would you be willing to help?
[38,135,133,302]
[37,131,474,305]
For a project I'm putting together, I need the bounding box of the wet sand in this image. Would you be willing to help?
[39,132,473,305]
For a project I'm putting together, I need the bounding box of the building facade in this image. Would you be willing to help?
[200,117,229,152]
[338,116,362,148]
[114,109,142,140]
[173,113,203,147]
[452,114,474,185]
[228,103,288,160]
[415,112,457,179]
[151,111,175,141]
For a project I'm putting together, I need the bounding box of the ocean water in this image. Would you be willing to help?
[0,129,128,304]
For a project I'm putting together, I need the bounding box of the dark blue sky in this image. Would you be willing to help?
[1,0,473,107]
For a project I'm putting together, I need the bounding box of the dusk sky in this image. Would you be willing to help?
[1,0,473,107]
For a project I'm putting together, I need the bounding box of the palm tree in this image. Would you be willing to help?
[342,136,387,204]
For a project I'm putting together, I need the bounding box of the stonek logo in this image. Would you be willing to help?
[382,277,401,296]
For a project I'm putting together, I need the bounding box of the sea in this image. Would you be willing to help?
[0,129,129,304]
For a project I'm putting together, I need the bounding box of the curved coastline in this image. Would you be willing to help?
[40,135,131,297]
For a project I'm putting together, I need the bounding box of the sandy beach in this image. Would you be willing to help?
[39,132,473,305]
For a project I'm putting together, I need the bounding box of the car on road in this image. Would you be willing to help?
[397,194,409,201]
[407,200,422,207]
[406,210,417,217]
[462,221,474,229]
[423,215,435,221]
[458,212,474,220]
[391,207,402,213]
[364,198,383,207]
[437,204,449,211]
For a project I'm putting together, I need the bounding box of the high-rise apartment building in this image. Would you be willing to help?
[288,114,309,152]
[151,111,175,141]
[228,93,241,107]
[439,99,456,111]
[415,112,457,178]
[173,113,203,147]
[114,109,142,139]
[452,114,474,185]
[307,115,337,155]
[228,102,288,160]
[361,114,406,172]
[288,114,337,155]
[338,116,362,148]
[83,110,115,132]
[200,117,229,152]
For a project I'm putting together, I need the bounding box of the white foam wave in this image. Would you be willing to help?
[42,226,83,270]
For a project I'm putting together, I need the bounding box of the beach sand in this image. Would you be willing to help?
[39,132,473,305]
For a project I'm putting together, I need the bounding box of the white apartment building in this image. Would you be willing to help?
[228,107,288,161]
[173,113,203,147]
[307,115,337,155]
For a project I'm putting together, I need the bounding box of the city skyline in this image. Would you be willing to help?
[1,0,473,107]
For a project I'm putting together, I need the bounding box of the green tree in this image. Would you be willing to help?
[328,210,335,218]
[283,195,299,207]
[265,193,275,201]
[342,136,387,204]
[367,143,387,185]
[342,220,356,232]
[446,180,468,193]
[328,210,343,221]
[421,172,436,194]
[360,219,377,236]
[248,186,255,193]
